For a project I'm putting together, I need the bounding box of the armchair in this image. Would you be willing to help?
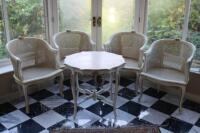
[53,30,96,68]
[6,37,64,114]
[139,39,196,112]
[104,31,147,92]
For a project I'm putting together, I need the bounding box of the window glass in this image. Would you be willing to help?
[0,4,6,59]
[7,0,46,39]
[147,0,185,44]
[58,0,91,34]
[187,0,200,68]
[102,0,135,43]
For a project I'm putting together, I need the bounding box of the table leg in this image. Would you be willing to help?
[109,72,113,100]
[113,70,120,120]
[71,71,78,119]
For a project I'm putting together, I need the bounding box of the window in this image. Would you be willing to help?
[147,0,185,44]
[58,0,91,33]
[7,0,46,39]
[187,0,200,68]
[0,4,6,59]
[102,0,135,43]
[0,0,46,59]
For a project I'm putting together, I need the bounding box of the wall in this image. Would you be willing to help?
[0,70,200,104]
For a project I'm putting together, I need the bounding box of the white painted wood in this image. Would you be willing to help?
[64,51,125,71]
[182,0,191,40]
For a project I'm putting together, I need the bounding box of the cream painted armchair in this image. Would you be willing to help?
[53,30,96,68]
[6,37,64,114]
[139,39,196,112]
[104,31,147,92]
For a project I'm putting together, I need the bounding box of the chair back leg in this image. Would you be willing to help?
[138,76,144,102]
[22,85,30,114]
[179,86,186,113]
[59,72,64,97]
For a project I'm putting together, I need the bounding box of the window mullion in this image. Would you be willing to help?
[1,0,10,41]
[182,0,191,40]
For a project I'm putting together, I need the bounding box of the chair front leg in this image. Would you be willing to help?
[22,85,30,114]
[138,76,144,102]
[59,72,64,97]
[135,72,140,95]
[179,86,186,113]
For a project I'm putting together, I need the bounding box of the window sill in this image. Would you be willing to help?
[0,65,13,75]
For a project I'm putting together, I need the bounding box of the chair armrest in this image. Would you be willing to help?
[10,55,23,80]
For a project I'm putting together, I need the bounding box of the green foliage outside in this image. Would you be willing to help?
[0,0,45,59]
[0,0,199,67]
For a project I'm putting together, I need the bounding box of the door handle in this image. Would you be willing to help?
[92,17,96,27]
[97,17,101,27]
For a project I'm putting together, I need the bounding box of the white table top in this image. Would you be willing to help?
[64,51,125,71]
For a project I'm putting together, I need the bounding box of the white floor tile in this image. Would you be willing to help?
[159,127,173,133]
[47,84,68,94]
[40,95,68,109]
[79,99,98,108]
[103,109,135,126]
[104,96,128,108]
[161,94,180,106]
[126,83,136,90]
[33,110,65,128]
[39,129,49,133]
[172,108,200,124]
[140,108,169,125]
[13,98,36,109]
[0,110,30,129]
[68,109,100,127]
[132,94,158,107]
[189,126,200,133]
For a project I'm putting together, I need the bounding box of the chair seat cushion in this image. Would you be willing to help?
[124,58,140,71]
[141,68,186,85]
[22,65,62,84]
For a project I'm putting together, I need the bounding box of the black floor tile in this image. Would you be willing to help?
[0,103,16,116]
[91,119,107,127]
[61,89,73,101]
[86,101,113,117]
[87,79,109,87]
[129,118,153,126]
[30,89,54,101]
[20,102,49,118]
[161,117,193,133]
[9,119,44,133]
[119,101,148,116]
[195,118,200,127]
[151,100,178,115]
[118,77,134,87]
[54,102,82,118]
[0,123,6,132]
[118,88,137,100]
[48,120,79,131]
[144,88,166,99]
[183,100,200,113]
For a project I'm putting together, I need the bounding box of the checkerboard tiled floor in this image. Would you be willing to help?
[0,77,200,133]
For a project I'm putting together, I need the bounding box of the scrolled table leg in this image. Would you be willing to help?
[71,71,78,119]
[113,70,120,120]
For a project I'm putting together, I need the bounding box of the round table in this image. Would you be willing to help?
[64,51,125,119]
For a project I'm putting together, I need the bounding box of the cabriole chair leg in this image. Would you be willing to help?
[179,86,186,113]
[138,76,144,102]
[135,72,140,95]
[59,72,64,97]
[22,85,30,114]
